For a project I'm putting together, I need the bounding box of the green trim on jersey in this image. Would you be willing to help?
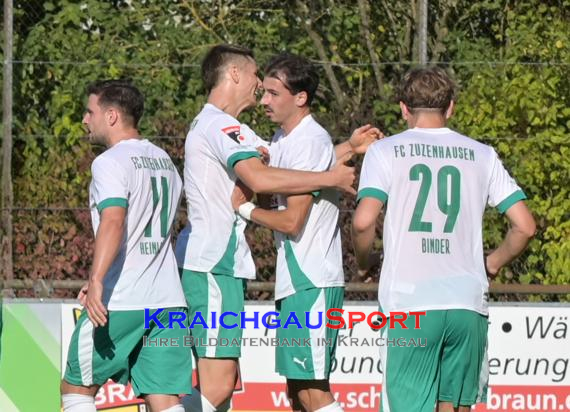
[211,218,238,276]
[311,190,321,197]
[227,151,261,172]
[284,239,316,292]
[357,187,388,203]
[496,190,526,213]
[96,197,128,213]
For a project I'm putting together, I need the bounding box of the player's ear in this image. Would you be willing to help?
[399,101,410,120]
[229,64,240,84]
[296,91,308,107]
[445,100,455,119]
[106,107,119,126]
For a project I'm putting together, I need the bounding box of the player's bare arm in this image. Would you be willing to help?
[250,125,380,163]
[239,193,313,237]
[231,179,254,211]
[84,206,126,327]
[486,201,536,276]
[335,124,383,158]
[352,196,384,271]
[234,151,356,195]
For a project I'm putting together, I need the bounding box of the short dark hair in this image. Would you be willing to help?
[264,53,319,105]
[86,80,144,127]
[398,67,456,115]
[201,44,255,94]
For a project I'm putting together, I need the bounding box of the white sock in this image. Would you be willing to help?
[314,401,344,412]
[62,394,97,412]
[161,405,185,412]
[180,390,217,412]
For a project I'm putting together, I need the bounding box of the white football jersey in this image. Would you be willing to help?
[358,127,526,315]
[89,139,186,310]
[179,104,260,278]
[269,115,345,300]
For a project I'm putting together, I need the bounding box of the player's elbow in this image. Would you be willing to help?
[511,207,536,240]
[288,224,304,238]
[518,217,536,240]
[244,179,267,194]
[282,219,304,237]
[506,201,536,240]
[352,214,373,235]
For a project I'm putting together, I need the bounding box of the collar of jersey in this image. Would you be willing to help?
[281,114,313,138]
[411,127,452,134]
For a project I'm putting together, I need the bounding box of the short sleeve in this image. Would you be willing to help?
[91,155,129,213]
[487,149,526,213]
[240,123,270,149]
[206,117,261,172]
[357,143,390,204]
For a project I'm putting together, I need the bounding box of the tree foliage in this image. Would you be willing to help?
[6,0,569,297]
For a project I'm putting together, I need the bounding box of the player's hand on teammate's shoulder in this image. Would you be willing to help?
[84,278,108,327]
[348,124,384,155]
[256,146,270,165]
[231,180,254,211]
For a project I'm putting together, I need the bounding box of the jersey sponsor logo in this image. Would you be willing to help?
[222,125,241,143]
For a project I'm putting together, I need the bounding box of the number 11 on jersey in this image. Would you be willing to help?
[144,176,169,238]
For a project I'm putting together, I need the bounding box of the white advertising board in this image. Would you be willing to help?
[59,303,570,411]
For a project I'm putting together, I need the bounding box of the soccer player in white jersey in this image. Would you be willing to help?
[352,67,536,412]
[61,80,191,412]
[232,53,360,412]
[178,45,379,412]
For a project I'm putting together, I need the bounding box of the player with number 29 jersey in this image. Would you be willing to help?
[358,128,525,316]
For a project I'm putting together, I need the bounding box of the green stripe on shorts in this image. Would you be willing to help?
[182,270,245,358]
[275,287,344,380]
[64,308,192,397]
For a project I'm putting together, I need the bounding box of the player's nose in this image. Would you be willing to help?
[260,92,270,106]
